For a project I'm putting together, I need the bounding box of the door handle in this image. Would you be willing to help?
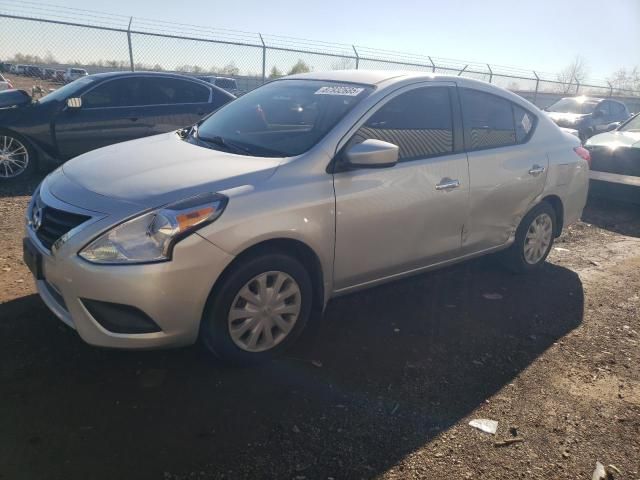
[435,178,460,191]
[528,165,545,176]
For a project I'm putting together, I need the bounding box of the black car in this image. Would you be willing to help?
[545,96,630,142]
[585,113,640,203]
[0,72,234,181]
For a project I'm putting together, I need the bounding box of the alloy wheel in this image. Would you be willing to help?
[227,271,302,352]
[0,135,29,179]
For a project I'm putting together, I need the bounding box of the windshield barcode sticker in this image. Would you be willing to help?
[315,86,364,96]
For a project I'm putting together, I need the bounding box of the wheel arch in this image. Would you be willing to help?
[208,237,325,314]
[541,194,564,237]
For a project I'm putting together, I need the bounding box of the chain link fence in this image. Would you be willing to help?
[1,1,639,111]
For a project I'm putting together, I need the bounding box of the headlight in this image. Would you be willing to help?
[79,192,227,264]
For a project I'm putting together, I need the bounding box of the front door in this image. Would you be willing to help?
[333,84,469,291]
[54,77,150,159]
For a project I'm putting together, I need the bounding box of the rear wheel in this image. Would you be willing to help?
[502,202,556,273]
[0,130,37,181]
[200,252,313,365]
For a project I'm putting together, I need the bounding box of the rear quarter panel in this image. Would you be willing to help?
[543,132,589,228]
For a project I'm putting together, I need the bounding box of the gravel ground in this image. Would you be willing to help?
[1,176,639,480]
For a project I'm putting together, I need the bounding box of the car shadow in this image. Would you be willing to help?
[582,196,640,238]
[0,258,583,479]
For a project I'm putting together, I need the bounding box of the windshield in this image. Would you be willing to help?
[196,79,373,157]
[547,98,599,114]
[619,114,640,132]
[38,76,94,104]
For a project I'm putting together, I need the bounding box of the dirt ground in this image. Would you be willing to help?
[1,175,639,480]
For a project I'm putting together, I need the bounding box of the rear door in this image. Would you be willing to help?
[460,87,546,253]
[139,76,218,136]
[333,83,470,291]
[54,77,149,159]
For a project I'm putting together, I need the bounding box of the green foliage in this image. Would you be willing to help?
[288,60,311,75]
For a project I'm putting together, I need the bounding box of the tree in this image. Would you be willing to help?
[331,57,355,70]
[607,66,640,95]
[216,62,239,76]
[288,59,311,75]
[269,66,283,79]
[556,56,589,94]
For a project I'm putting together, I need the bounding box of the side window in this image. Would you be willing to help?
[351,87,453,161]
[142,77,210,105]
[513,105,534,143]
[610,102,626,117]
[597,102,611,116]
[82,78,143,108]
[460,88,516,150]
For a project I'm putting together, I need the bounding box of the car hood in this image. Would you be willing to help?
[0,89,31,109]
[546,111,588,125]
[61,132,283,208]
[586,130,640,149]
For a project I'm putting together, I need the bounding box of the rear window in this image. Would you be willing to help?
[142,77,210,104]
[71,69,86,74]
[215,78,237,89]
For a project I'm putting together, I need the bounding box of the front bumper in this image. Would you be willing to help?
[26,176,234,349]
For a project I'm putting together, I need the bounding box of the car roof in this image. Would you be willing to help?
[285,69,499,88]
[88,71,211,82]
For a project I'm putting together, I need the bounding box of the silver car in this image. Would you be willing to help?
[23,71,590,364]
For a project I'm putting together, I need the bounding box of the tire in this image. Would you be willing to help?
[502,202,557,274]
[0,129,37,182]
[200,252,313,366]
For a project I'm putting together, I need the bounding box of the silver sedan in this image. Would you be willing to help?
[23,71,590,364]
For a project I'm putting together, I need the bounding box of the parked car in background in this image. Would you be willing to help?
[13,64,27,75]
[585,112,640,202]
[196,75,243,95]
[23,65,42,78]
[21,71,589,364]
[41,68,56,80]
[0,71,234,180]
[0,74,13,91]
[545,96,630,142]
[63,68,88,83]
[53,70,65,83]
[0,62,13,73]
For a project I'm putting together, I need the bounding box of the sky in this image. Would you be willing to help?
[1,0,639,81]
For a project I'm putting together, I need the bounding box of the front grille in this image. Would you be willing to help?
[588,146,640,177]
[32,196,91,250]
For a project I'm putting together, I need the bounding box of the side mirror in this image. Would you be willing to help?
[66,97,82,109]
[606,122,620,132]
[344,139,399,169]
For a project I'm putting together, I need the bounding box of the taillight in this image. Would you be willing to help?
[574,146,591,168]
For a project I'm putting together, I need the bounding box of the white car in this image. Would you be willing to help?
[24,71,590,364]
[0,73,13,91]
[63,68,88,83]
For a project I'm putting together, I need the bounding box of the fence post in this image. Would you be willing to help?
[574,76,580,95]
[533,71,540,105]
[259,34,266,83]
[607,81,613,97]
[352,45,359,69]
[428,56,435,73]
[127,17,134,72]
[486,64,493,83]
[457,65,468,76]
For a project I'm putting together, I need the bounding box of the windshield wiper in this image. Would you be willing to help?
[197,134,252,155]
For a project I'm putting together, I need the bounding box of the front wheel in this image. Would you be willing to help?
[200,252,313,366]
[502,202,557,273]
[0,130,37,181]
